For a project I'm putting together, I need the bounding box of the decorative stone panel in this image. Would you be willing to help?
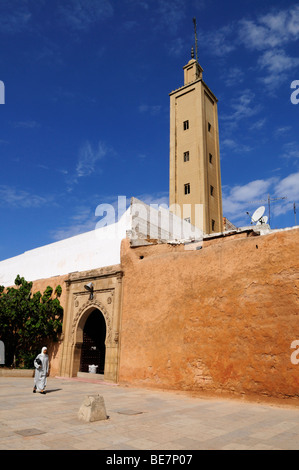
[59,265,123,383]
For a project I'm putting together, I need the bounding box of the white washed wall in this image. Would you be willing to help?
[0,209,131,287]
[0,198,203,287]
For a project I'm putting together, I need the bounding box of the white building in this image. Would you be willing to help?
[0,197,203,287]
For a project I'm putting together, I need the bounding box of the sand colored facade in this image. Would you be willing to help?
[10,224,299,404]
[118,227,299,402]
[169,58,223,233]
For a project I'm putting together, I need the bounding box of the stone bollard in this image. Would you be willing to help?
[78,394,108,422]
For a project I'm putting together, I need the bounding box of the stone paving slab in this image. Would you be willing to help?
[0,376,299,450]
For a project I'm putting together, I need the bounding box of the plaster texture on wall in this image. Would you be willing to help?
[119,227,299,402]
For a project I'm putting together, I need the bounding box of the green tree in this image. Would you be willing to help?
[0,275,63,368]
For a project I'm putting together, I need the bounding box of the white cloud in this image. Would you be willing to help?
[50,205,97,240]
[0,3,32,34]
[221,89,262,123]
[199,24,236,57]
[125,0,149,10]
[51,195,130,241]
[249,118,267,131]
[281,142,299,160]
[229,179,274,203]
[65,140,111,191]
[155,0,186,34]
[223,67,245,87]
[258,48,299,73]
[238,7,299,89]
[0,185,48,208]
[58,0,114,31]
[76,140,108,178]
[222,178,276,225]
[221,138,252,154]
[169,37,185,57]
[271,172,299,216]
[275,172,299,201]
[239,18,281,51]
[62,140,114,192]
[13,120,40,129]
[239,6,299,51]
[256,48,299,89]
[202,5,299,91]
[275,126,291,135]
[222,172,299,224]
[135,191,169,209]
[138,104,162,115]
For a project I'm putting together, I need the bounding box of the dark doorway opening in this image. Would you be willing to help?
[79,309,106,374]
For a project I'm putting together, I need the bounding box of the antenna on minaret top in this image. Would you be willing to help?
[193,17,198,63]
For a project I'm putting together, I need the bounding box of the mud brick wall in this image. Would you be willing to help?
[119,228,299,402]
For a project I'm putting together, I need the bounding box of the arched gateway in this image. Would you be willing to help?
[59,266,123,383]
[79,308,106,374]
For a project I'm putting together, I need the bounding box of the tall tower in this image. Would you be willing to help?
[169,29,223,234]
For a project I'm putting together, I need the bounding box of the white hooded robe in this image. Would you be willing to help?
[34,347,49,391]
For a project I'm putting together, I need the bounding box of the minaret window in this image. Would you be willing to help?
[184,151,190,162]
[208,122,211,132]
[184,183,190,195]
[210,185,214,196]
[212,219,216,231]
[209,153,213,164]
[183,120,189,130]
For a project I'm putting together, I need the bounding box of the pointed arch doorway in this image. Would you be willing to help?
[79,308,106,375]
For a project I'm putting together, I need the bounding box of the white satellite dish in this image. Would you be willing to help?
[251,206,265,224]
[256,215,268,225]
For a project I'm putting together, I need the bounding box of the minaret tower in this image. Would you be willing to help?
[169,19,223,234]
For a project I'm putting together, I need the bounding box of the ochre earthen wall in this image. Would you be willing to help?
[119,228,299,402]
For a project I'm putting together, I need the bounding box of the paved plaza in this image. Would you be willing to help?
[0,376,299,450]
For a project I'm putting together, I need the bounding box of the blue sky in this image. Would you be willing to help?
[0,0,299,261]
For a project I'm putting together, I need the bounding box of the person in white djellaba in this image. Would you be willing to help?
[33,347,49,394]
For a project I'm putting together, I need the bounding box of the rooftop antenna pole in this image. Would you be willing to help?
[267,194,287,226]
[247,195,287,227]
[193,17,198,63]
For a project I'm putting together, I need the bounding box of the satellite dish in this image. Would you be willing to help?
[256,215,268,225]
[251,206,265,224]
